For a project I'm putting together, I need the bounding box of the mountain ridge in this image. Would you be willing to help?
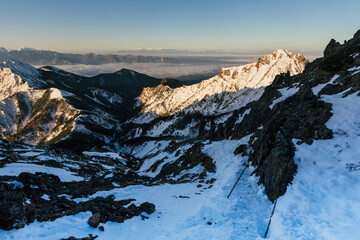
[0,47,178,65]
[133,49,307,123]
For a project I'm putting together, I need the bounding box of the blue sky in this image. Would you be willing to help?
[1,0,359,53]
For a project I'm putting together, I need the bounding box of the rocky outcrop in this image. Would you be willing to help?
[88,213,101,228]
[323,39,340,57]
[0,67,29,100]
[245,78,333,201]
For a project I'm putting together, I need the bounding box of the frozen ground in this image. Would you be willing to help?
[0,163,83,182]
[0,139,274,240]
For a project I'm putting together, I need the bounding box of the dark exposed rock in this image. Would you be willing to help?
[61,234,98,240]
[318,34,359,73]
[88,213,101,228]
[245,77,333,201]
[323,39,340,57]
[233,144,248,156]
[354,29,360,39]
[18,172,62,196]
[140,202,156,214]
[0,184,27,230]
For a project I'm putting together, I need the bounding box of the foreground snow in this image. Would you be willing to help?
[0,139,274,240]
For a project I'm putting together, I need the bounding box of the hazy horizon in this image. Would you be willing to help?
[1,0,359,53]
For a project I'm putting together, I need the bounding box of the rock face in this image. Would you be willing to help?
[242,75,333,201]
[323,39,340,57]
[154,142,215,182]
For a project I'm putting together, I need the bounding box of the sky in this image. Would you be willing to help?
[0,0,359,53]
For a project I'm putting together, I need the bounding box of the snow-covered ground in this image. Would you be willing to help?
[0,163,83,182]
[0,139,275,240]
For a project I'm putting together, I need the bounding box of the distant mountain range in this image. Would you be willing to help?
[0,47,254,68]
[0,47,181,65]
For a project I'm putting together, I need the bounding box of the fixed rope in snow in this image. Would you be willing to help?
[264,199,278,238]
[226,166,247,198]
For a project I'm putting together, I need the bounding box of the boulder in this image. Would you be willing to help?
[87,213,101,228]
[140,202,156,214]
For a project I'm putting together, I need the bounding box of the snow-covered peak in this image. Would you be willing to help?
[16,47,37,52]
[0,60,43,88]
[0,67,80,146]
[0,67,29,101]
[49,88,64,100]
[136,49,307,120]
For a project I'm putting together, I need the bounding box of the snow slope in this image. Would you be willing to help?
[267,91,360,239]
